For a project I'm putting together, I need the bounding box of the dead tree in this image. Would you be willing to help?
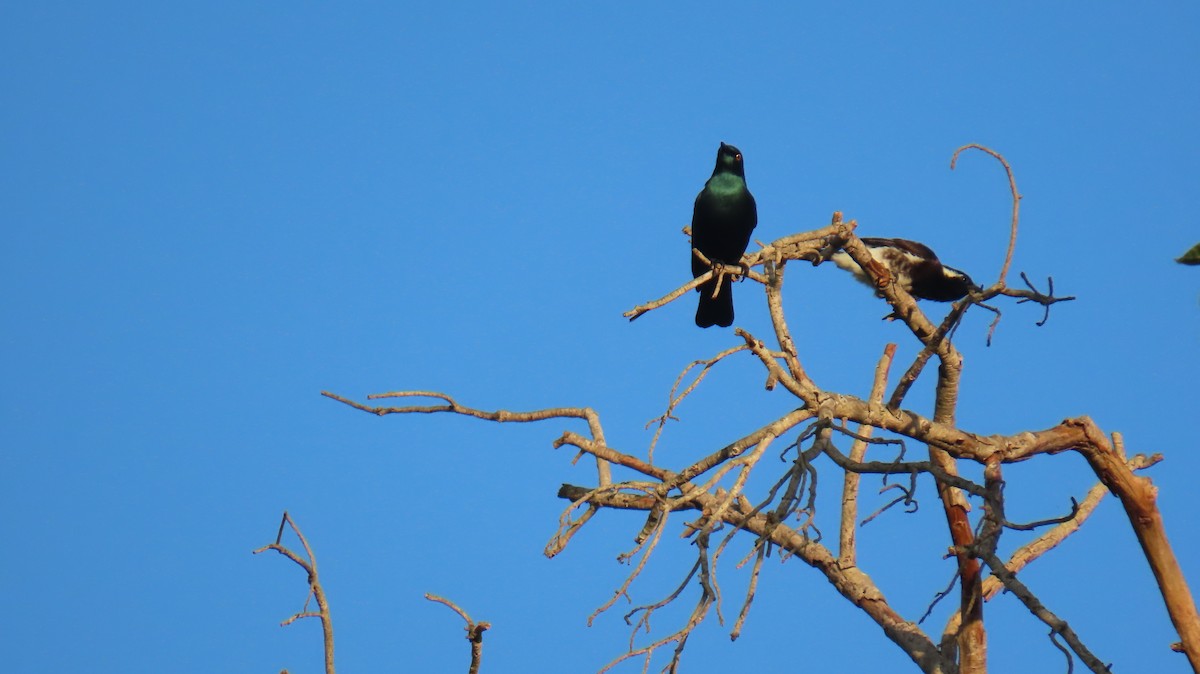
[325,147,1199,673]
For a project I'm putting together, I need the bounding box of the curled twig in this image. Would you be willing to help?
[950,143,1021,286]
[1005,498,1080,531]
[1050,628,1076,674]
[861,480,920,526]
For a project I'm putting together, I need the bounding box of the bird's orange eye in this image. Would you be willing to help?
[735,153,742,161]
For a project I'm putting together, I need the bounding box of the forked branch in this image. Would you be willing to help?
[253,511,336,674]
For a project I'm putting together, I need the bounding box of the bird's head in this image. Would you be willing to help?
[714,142,746,177]
[942,265,981,297]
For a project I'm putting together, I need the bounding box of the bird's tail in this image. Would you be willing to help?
[695,277,734,328]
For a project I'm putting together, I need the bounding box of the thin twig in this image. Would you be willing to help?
[920,571,961,625]
[1004,498,1080,531]
[322,390,612,486]
[645,345,749,463]
[730,544,766,640]
[974,548,1110,673]
[951,144,1021,286]
[1012,272,1075,326]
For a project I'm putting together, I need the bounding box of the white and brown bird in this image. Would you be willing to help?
[829,237,978,302]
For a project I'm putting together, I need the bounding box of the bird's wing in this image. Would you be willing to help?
[860,237,940,262]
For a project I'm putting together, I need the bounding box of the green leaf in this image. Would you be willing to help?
[1177,243,1200,265]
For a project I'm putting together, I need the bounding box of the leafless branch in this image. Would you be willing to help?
[597,559,706,674]
[941,453,1162,639]
[321,389,612,487]
[323,148,1200,672]
[1011,272,1075,326]
[253,511,336,674]
[887,300,971,408]
[840,340,897,566]
[729,543,766,640]
[973,273,1075,345]
[920,571,961,625]
[973,548,1111,673]
[425,594,490,674]
[560,480,955,673]
[625,270,712,322]
[644,345,749,463]
[861,481,920,526]
[330,384,1198,670]
[624,248,769,322]
[950,144,1021,286]
[588,490,673,627]
[1004,498,1080,531]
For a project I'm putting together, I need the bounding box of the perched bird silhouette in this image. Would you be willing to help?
[829,237,978,301]
[691,142,757,328]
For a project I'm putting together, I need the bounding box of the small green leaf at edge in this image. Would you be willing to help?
[1177,243,1200,265]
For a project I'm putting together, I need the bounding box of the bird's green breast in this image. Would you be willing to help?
[705,173,746,195]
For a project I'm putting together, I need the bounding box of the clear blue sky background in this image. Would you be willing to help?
[4,4,1198,673]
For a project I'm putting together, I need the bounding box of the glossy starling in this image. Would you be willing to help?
[691,142,757,327]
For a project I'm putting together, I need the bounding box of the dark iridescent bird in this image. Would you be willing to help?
[691,142,757,328]
[829,237,978,301]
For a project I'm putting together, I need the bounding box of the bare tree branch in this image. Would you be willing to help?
[644,345,749,463]
[253,511,336,674]
[560,482,956,673]
[950,144,1021,286]
[321,390,612,487]
[323,148,1198,672]
[973,549,1110,673]
[1066,419,1200,670]
[425,594,490,674]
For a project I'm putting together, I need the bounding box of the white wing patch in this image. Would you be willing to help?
[829,247,921,292]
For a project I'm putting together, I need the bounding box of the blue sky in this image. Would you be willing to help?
[3,3,1198,672]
